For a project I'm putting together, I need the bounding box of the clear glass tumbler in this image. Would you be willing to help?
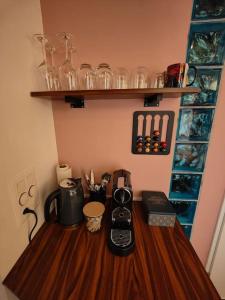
[150,72,165,88]
[130,66,149,88]
[114,67,129,89]
[79,63,96,90]
[96,63,113,89]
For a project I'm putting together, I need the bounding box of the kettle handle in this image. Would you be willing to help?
[44,189,60,222]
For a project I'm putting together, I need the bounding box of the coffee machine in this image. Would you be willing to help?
[108,169,135,256]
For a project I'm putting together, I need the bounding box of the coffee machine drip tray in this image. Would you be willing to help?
[111,229,132,248]
[112,207,131,224]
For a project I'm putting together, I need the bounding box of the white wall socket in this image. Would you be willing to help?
[9,167,39,227]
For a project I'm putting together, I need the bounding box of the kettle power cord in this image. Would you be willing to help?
[23,208,38,243]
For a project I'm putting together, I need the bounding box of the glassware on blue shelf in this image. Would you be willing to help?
[187,23,225,65]
[169,174,202,200]
[181,68,221,106]
[181,224,192,239]
[173,143,208,172]
[170,201,197,224]
[192,0,225,20]
[177,108,214,141]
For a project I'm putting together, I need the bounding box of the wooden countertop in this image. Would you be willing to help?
[3,203,220,300]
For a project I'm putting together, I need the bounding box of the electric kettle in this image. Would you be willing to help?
[44,178,84,226]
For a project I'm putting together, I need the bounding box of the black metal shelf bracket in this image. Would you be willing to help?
[65,96,85,108]
[144,94,162,107]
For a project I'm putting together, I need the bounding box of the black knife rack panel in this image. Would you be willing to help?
[132,111,174,155]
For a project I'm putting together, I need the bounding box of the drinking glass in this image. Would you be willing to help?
[114,67,129,89]
[33,33,55,90]
[58,32,79,90]
[79,63,96,90]
[96,63,113,89]
[47,45,61,90]
[150,72,165,88]
[130,66,149,88]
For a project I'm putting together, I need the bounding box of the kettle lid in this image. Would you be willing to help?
[59,178,76,189]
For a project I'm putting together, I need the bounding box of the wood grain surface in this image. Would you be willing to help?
[3,203,220,300]
[30,87,200,100]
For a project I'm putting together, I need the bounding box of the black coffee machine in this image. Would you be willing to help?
[44,178,84,226]
[108,169,135,256]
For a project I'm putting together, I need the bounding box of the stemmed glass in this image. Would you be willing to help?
[33,33,55,90]
[58,32,79,90]
[47,45,61,90]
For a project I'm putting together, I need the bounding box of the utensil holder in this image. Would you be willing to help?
[89,187,106,204]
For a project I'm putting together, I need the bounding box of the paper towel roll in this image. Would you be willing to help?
[56,164,72,184]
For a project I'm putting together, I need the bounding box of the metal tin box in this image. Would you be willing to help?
[142,191,176,227]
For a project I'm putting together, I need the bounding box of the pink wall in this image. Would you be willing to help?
[40,0,191,195]
[40,0,225,265]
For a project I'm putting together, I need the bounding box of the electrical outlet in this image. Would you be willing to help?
[26,167,39,209]
[9,167,39,227]
[9,172,28,227]
[16,178,28,206]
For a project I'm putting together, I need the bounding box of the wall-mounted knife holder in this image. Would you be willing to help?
[132,111,174,155]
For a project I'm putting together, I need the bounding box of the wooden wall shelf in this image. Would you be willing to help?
[30,87,200,108]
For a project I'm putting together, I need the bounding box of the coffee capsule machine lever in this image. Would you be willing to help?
[108,169,135,256]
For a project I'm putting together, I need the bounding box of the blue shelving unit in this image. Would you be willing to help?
[169,1,225,239]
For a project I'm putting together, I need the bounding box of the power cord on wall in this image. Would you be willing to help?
[23,208,38,243]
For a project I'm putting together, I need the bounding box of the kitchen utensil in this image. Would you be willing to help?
[44,178,84,226]
[89,186,106,203]
[165,63,197,88]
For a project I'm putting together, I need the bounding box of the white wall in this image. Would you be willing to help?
[0,0,58,298]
